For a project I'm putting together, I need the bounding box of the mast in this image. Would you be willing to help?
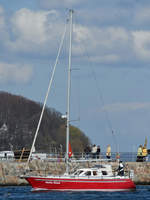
[66,9,73,174]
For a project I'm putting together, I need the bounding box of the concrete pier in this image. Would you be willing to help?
[0,160,149,185]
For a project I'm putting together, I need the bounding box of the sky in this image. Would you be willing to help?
[1,0,150,152]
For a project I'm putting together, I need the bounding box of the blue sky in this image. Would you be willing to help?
[1,0,150,152]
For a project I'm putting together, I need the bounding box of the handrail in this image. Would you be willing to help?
[0,151,148,162]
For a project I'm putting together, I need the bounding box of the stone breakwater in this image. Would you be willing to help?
[0,160,149,185]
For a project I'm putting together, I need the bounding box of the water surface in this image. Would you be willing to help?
[0,185,150,200]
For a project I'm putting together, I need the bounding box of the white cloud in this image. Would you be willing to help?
[101,102,150,112]
[11,9,58,44]
[0,62,33,83]
[73,25,131,63]
[8,8,64,55]
[1,6,150,65]
[132,31,150,60]
[4,8,131,63]
[88,54,120,63]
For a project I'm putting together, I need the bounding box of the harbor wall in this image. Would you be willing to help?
[0,160,149,185]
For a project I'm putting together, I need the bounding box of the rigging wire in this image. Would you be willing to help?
[73,13,118,152]
[89,65,118,152]
[26,17,68,166]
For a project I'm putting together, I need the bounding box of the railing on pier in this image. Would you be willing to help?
[45,152,142,162]
[0,151,148,162]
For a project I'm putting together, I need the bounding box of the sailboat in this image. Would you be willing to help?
[22,10,136,191]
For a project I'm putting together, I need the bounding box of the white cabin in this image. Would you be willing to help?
[72,164,113,177]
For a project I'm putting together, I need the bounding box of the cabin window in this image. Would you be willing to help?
[85,171,91,176]
[78,170,84,175]
[102,171,107,175]
[74,170,84,175]
[93,171,98,176]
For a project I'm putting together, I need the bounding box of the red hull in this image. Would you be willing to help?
[25,176,136,191]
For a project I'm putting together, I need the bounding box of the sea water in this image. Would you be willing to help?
[0,185,150,200]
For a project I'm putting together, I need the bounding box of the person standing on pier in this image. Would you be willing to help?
[96,145,101,159]
[142,145,148,162]
[91,144,97,159]
[136,145,143,162]
[106,144,111,159]
[84,145,91,159]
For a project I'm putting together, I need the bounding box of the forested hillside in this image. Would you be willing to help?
[0,91,90,153]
